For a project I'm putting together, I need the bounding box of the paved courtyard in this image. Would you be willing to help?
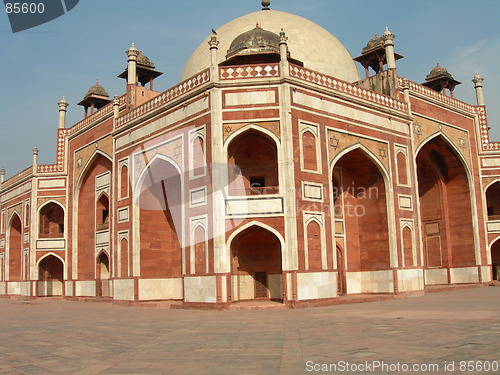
[0,287,499,374]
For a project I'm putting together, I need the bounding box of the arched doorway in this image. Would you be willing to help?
[227,129,279,196]
[96,252,110,297]
[486,181,500,220]
[138,158,182,279]
[416,136,475,279]
[8,214,22,281]
[38,255,64,296]
[39,202,64,238]
[332,148,391,272]
[491,240,500,281]
[77,153,112,281]
[231,225,282,301]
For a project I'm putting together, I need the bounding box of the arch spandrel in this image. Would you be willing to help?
[223,121,280,143]
[74,136,113,185]
[132,137,184,188]
[6,204,23,225]
[37,197,66,211]
[413,115,471,168]
[483,176,500,190]
[327,129,390,173]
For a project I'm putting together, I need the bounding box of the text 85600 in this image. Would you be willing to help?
[5,3,45,14]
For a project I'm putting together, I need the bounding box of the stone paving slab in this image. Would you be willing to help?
[0,287,499,374]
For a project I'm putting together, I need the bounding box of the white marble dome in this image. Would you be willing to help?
[181,9,360,83]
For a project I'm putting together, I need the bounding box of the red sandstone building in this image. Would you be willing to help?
[0,2,499,307]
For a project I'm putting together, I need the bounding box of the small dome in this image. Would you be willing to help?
[84,81,109,98]
[137,51,155,69]
[426,63,453,81]
[362,35,383,54]
[226,24,280,59]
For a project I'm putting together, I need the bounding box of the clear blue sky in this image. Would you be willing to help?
[1,0,499,178]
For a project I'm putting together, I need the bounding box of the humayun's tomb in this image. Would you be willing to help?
[1,1,499,308]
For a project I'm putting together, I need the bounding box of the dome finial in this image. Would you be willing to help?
[262,0,270,10]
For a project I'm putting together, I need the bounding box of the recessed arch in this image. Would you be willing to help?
[416,134,476,274]
[96,192,110,230]
[227,128,279,196]
[396,150,409,185]
[7,213,23,282]
[37,253,64,296]
[301,129,319,172]
[96,250,110,297]
[229,223,283,302]
[38,200,65,238]
[76,152,112,281]
[138,156,183,279]
[485,180,500,219]
[304,218,323,270]
[120,164,129,199]
[330,146,391,272]
[490,238,500,281]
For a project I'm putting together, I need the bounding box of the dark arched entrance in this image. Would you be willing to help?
[227,130,279,195]
[139,159,182,279]
[416,136,475,283]
[38,255,64,296]
[231,226,282,301]
[96,252,110,297]
[8,214,22,281]
[333,149,390,272]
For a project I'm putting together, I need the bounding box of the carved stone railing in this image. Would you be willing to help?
[399,77,475,113]
[115,69,210,128]
[1,167,32,190]
[290,64,407,112]
[220,63,280,80]
[69,95,125,136]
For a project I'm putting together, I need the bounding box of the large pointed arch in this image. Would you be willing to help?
[136,155,184,279]
[329,144,396,274]
[416,134,477,280]
[7,212,23,282]
[75,151,113,281]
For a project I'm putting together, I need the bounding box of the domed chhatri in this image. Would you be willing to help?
[78,80,111,117]
[425,63,454,81]
[226,24,280,60]
[84,80,109,99]
[137,51,156,69]
[182,9,360,83]
[422,63,461,96]
[362,34,383,54]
